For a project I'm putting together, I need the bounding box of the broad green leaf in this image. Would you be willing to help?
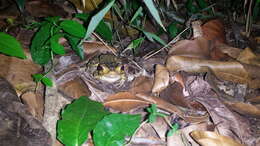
[75,13,113,41]
[85,0,115,38]
[30,22,52,65]
[143,31,166,45]
[32,74,44,82]
[65,35,84,59]
[57,96,109,146]
[50,33,65,55]
[60,20,86,38]
[143,0,166,31]
[93,113,141,146]
[0,32,26,59]
[130,6,143,24]
[42,77,53,87]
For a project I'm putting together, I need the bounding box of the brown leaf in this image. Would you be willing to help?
[83,41,117,59]
[152,64,169,93]
[129,76,153,94]
[225,101,260,118]
[237,47,260,66]
[166,56,260,88]
[104,92,209,123]
[104,92,151,112]
[190,131,244,146]
[0,50,44,120]
[168,122,212,146]
[195,97,255,146]
[168,38,210,59]
[58,77,91,99]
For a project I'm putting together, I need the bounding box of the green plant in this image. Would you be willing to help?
[0,32,26,59]
[57,96,141,146]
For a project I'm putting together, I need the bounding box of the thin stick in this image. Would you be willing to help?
[92,32,117,56]
[144,27,189,60]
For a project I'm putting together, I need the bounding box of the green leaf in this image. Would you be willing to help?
[65,35,84,59]
[30,22,52,65]
[143,31,166,45]
[143,0,166,31]
[93,113,141,146]
[15,0,25,12]
[167,123,179,137]
[0,32,27,59]
[42,77,53,87]
[75,13,112,41]
[32,74,44,82]
[60,20,86,38]
[186,0,199,13]
[50,33,65,55]
[126,37,144,50]
[196,0,208,9]
[85,0,115,38]
[130,6,143,24]
[167,23,179,38]
[45,16,61,23]
[253,0,260,21]
[57,96,109,146]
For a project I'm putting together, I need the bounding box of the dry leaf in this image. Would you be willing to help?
[225,101,260,117]
[168,38,210,59]
[129,76,153,94]
[0,51,44,120]
[190,131,244,146]
[166,55,260,88]
[104,92,208,123]
[237,47,260,66]
[195,96,255,146]
[152,64,169,93]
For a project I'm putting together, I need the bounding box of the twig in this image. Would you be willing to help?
[144,27,189,60]
[92,32,117,56]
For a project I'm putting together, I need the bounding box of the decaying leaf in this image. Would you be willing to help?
[0,50,44,120]
[225,101,260,118]
[195,96,256,146]
[168,122,212,146]
[152,64,169,93]
[129,76,153,94]
[190,131,244,146]
[166,55,260,88]
[237,47,260,66]
[104,92,209,123]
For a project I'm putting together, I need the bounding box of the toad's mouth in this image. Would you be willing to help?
[96,71,124,83]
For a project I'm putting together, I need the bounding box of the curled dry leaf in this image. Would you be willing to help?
[0,50,44,121]
[152,64,169,93]
[168,122,212,146]
[190,131,244,146]
[225,101,260,118]
[168,37,210,59]
[237,47,260,66]
[195,97,255,146]
[166,55,260,88]
[104,92,208,123]
[104,92,150,112]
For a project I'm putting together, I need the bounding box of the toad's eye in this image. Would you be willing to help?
[97,64,110,74]
[115,65,124,73]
